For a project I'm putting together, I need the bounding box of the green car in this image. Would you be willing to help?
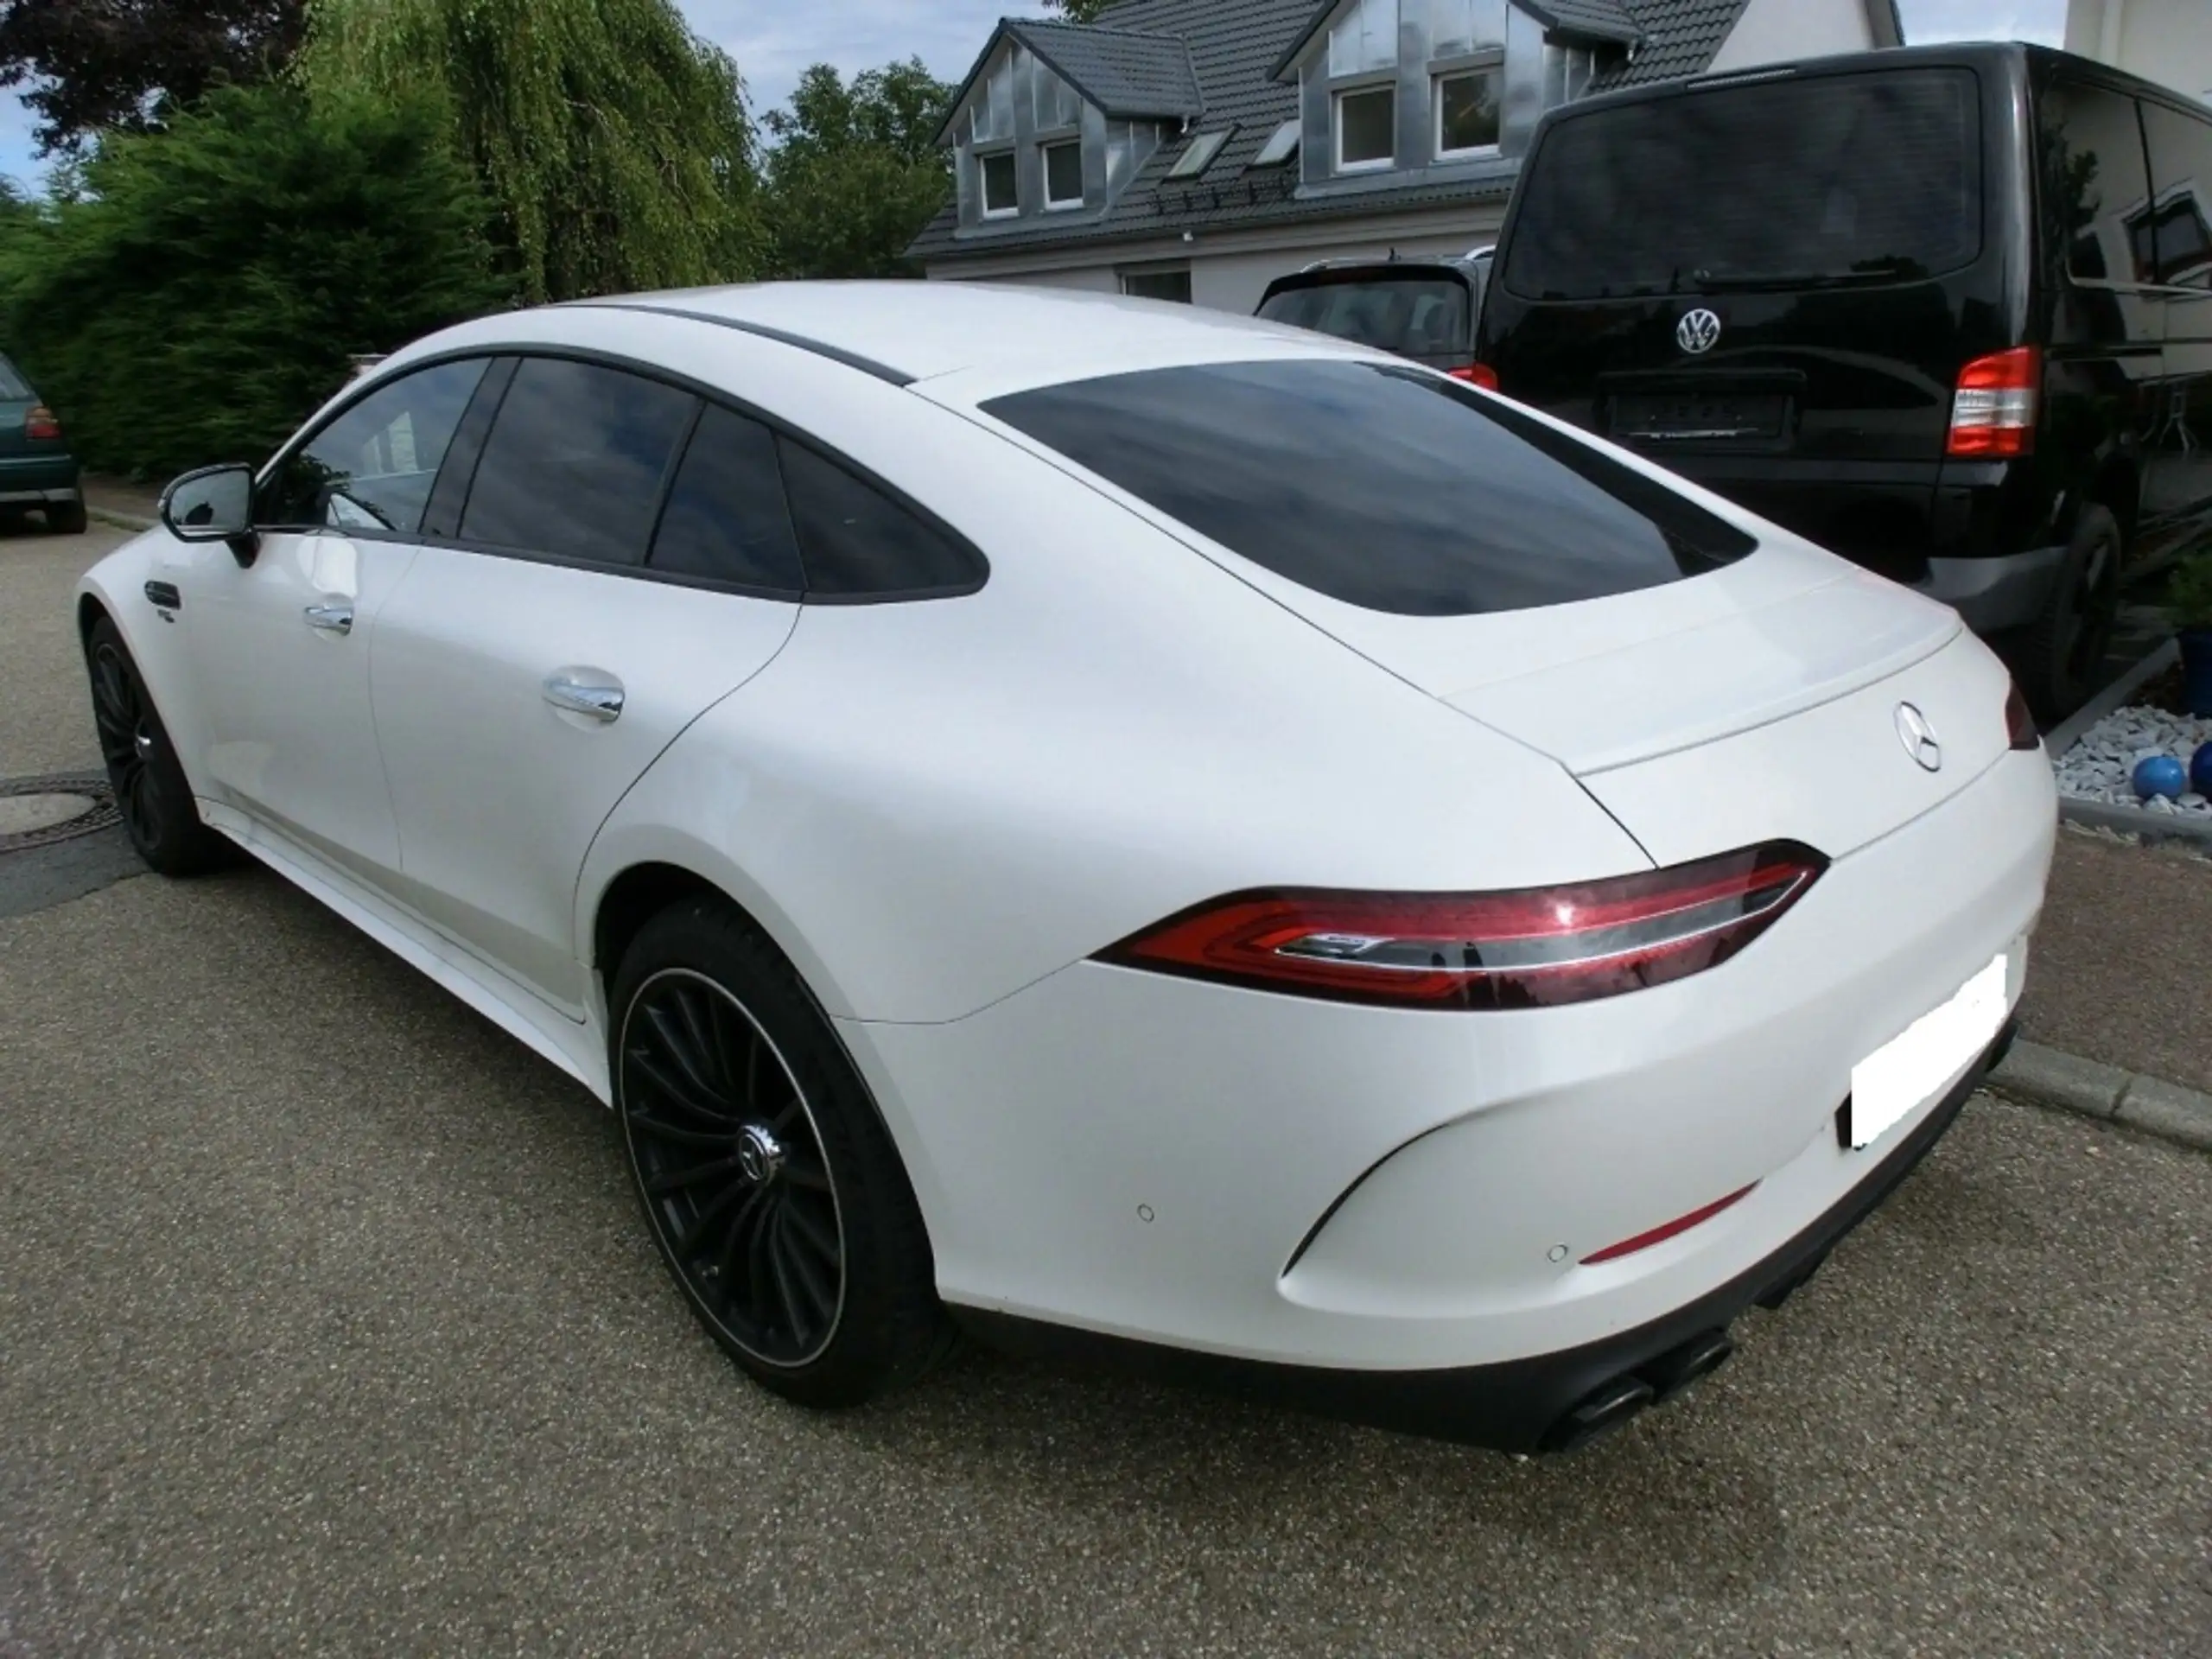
[0,351,85,534]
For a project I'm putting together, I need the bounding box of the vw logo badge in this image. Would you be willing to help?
[1895,702,1943,772]
[1676,308,1722,355]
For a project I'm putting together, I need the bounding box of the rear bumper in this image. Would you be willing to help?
[1914,546,2067,632]
[959,1018,2012,1452]
[0,452,82,503]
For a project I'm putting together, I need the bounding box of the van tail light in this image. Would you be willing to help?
[2005,680,2040,750]
[24,405,61,442]
[1449,364,1500,391]
[1096,842,1827,1011]
[1947,346,2039,458]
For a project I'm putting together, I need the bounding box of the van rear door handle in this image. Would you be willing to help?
[303,603,353,636]
[542,671,625,723]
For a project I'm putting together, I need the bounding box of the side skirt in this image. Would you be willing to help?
[198,798,612,1101]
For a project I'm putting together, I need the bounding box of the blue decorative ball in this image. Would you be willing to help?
[2193,741,2212,798]
[2134,754,2188,801]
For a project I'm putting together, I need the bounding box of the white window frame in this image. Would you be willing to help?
[1433,67,1503,161]
[1042,139,1084,211]
[978,148,1020,219]
[1334,83,1396,173]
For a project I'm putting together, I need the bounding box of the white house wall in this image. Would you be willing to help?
[2067,0,2212,104]
[1707,0,1878,74]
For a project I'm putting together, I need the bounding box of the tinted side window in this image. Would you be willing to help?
[262,358,489,533]
[984,360,1755,617]
[648,404,805,592]
[2039,79,2156,285]
[1258,276,1471,360]
[2142,102,2212,289]
[776,438,985,597]
[460,358,696,566]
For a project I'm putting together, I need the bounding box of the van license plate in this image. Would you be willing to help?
[1611,392,1788,442]
[1847,955,2008,1150]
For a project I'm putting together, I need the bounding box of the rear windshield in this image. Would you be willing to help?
[0,356,31,399]
[982,359,1756,617]
[1504,68,1982,299]
[1258,276,1471,359]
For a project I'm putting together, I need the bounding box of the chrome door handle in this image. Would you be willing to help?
[542,671,625,723]
[304,603,353,636]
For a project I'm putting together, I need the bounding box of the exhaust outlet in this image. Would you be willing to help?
[1637,1328,1735,1403]
[1540,1373,1655,1453]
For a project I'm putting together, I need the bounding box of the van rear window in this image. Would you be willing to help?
[982,359,1755,617]
[1503,69,1981,300]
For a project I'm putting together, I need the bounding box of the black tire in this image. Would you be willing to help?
[84,615,233,876]
[2012,505,2123,722]
[47,499,88,535]
[610,897,953,1408]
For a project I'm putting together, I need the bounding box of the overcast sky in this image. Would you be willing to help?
[0,0,2068,190]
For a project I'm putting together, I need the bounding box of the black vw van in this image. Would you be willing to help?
[1478,42,2212,717]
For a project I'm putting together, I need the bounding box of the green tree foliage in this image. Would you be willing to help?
[0,81,507,478]
[1046,1,1118,22]
[0,0,303,155]
[762,60,954,279]
[302,0,765,305]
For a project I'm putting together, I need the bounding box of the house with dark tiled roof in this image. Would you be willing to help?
[912,0,1904,309]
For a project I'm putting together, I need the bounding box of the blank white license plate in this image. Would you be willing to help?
[1848,955,2008,1149]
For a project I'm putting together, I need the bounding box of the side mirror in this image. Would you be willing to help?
[160,463,259,564]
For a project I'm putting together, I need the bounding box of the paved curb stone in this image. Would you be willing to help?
[1988,1038,2212,1151]
[86,506,156,533]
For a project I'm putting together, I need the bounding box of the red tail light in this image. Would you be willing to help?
[2005,681,2039,750]
[1449,364,1500,391]
[24,405,61,442]
[1581,1183,1758,1265]
[1947,346,2039,458]
[1096,842,1827,1011]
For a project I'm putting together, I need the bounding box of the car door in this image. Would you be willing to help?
[2141,97,2212,560]
[180,356,491,885]
[368,355,802,1019]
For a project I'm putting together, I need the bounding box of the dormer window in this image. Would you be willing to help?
[981,151,1020,218]
[1435,66,1502,157]
[1044,140,1084,209]
[1336,86,1396,170]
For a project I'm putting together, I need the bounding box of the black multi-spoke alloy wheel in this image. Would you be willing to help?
[613,899,952,1407]
[2015,504,2123,723]
[84,615,232,876]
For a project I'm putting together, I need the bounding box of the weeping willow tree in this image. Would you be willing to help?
[302,0,766,303]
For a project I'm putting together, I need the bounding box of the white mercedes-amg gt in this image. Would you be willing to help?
[77,283,2055,1452]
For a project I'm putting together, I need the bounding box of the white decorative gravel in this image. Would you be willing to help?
[2051,704,2212,817]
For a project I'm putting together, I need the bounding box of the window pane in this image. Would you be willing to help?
[263,358,488,533]
[2039,79,2157,285]
[1438,71,1500,154]
[2143,102,2212,289]
[1252,118,1302,168]
[983,360,1754,617]
[460,358,695,566]
[1338,87,1395,168]
[777,439,984,596]
[1046,140,1084,205]
[0,355,31,398]
[1122,270,1193,303]
[1505,68,1981,299]
[1329,0,1397,76]
[649,404,804,592]
[982,150,1019,213]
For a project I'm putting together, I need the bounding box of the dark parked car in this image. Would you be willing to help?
[1478,42,2212,717]
[1257,250,1496,386]
[0,351,84,534]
